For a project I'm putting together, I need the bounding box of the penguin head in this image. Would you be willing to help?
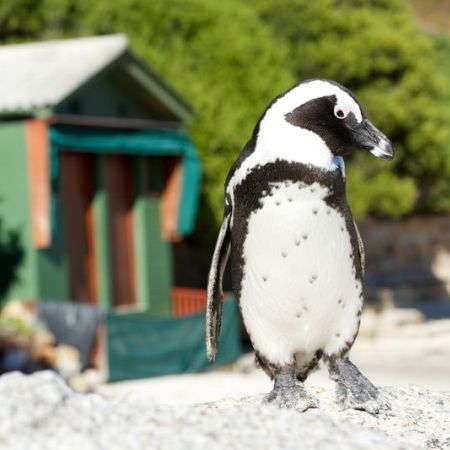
[255,79,394,169]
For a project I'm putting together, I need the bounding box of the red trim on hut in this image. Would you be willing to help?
[172,287,207,316]
[162,156,183,242]
[26,119,51,249]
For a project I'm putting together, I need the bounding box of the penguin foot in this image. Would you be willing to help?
[329,358,390,415]
[263,366,319,412]
[263,384,318,412]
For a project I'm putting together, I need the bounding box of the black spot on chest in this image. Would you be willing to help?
[229,160,363,298]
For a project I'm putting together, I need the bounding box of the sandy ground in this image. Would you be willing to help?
[98,318,450,405]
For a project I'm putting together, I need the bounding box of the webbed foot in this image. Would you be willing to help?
[263,370,318,412]
[329,358,390,415]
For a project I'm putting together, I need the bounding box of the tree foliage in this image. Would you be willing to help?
[1,0,449,242]
[251,0,450,218]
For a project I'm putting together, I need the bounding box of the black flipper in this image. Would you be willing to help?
[353,220,365,274]
[206,213,231,363]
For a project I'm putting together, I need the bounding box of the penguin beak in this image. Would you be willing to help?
[354,119,394,160]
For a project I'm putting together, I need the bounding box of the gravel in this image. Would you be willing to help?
[0,371,449,450]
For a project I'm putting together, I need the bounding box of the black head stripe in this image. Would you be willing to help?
[285,95,361,155]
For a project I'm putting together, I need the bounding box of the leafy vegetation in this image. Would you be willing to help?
[1,0,450,243]
[251,0,450,218]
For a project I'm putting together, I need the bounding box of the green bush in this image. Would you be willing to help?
[252,0,450,219]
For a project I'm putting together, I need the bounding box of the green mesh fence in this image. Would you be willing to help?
[107,298,242,381]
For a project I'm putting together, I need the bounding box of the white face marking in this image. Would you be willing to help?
[239,182,362,365]
[226,80,360,218]
[256,80,362,167]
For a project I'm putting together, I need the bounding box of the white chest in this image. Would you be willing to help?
[238,181,362,366]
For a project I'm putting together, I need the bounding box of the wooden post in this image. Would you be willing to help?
[26,120,50,249]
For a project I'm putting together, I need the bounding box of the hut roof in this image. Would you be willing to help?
[0,34,192,121]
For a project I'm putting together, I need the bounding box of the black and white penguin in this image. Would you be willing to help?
[206,79,393,413]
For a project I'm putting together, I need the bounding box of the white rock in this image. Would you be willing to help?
[54,345,81,380]
[0,371,449,449]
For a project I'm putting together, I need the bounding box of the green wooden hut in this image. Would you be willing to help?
[0,35,241,380]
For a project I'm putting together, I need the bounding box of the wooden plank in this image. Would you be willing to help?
[60,152,97,303]
[25,119,50,248]
[161,156,183,242]
[85,188,98,303]
[93,156,112,309]
[104,155,137,307]
[144,157,173,316]
[133,157,151,310]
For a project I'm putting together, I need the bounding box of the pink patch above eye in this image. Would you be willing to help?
[334,104,362,122]
[334,104,352,119]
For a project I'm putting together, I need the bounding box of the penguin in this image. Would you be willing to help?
[206,79,393,413]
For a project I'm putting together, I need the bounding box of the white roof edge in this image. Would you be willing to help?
[0,34,129,113]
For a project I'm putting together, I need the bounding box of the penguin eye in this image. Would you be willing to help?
[334,105,349,120]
